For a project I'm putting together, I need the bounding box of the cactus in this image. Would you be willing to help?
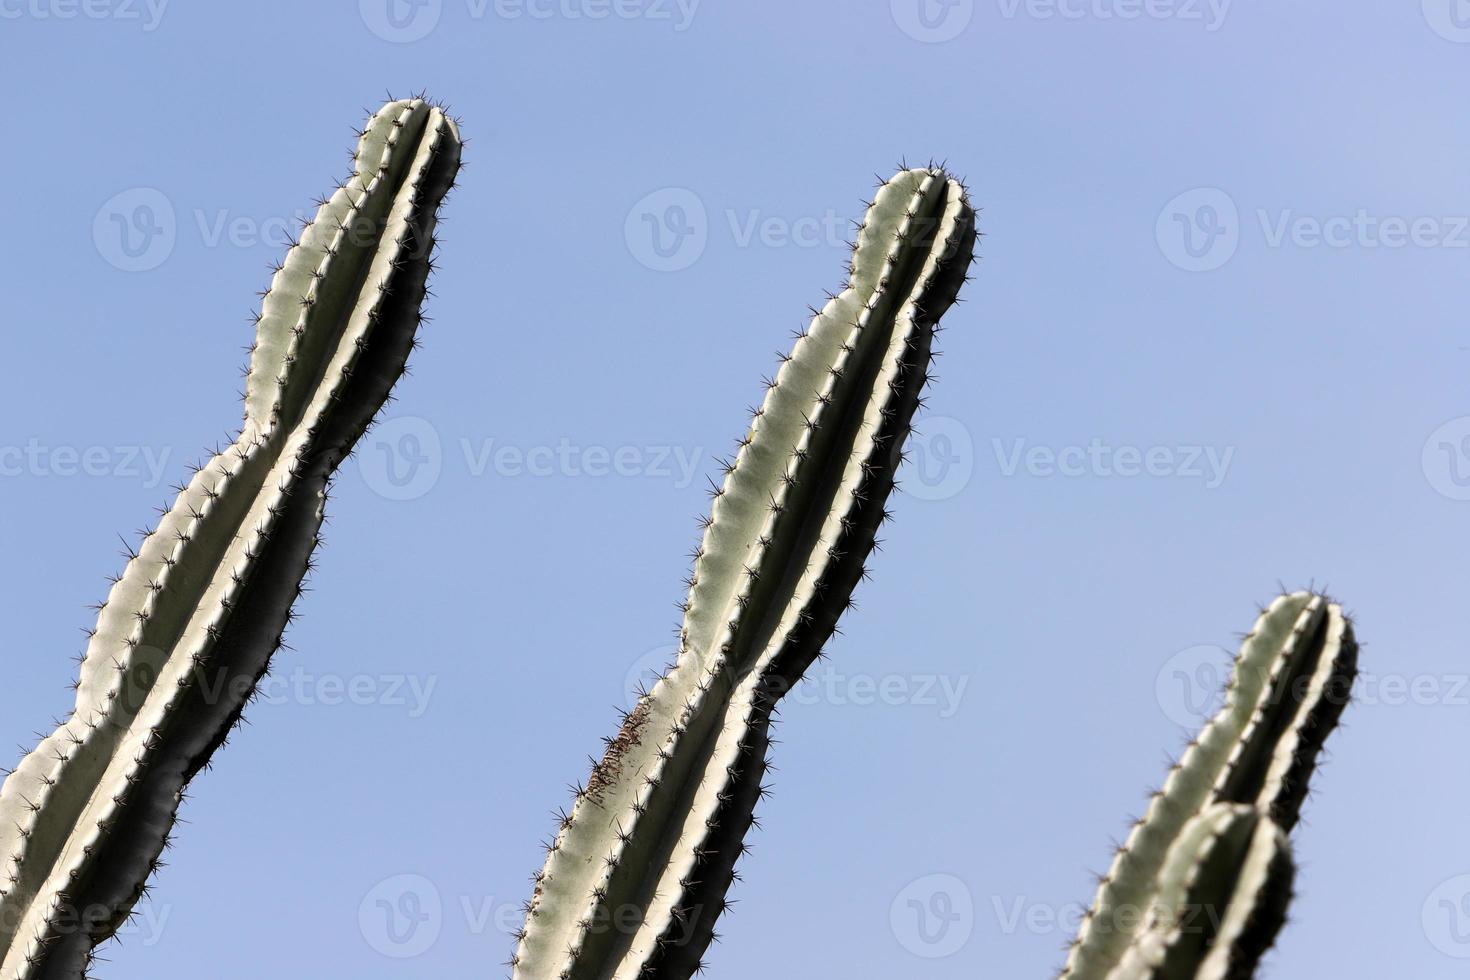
[2,103,1351,980]
[1062,591,1358,980]
[511,166,978,980]
[0,96,462,979]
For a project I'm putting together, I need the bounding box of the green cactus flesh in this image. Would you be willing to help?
[0,97,461,980]
[1062,592,1358,980]
[512,167,978,980]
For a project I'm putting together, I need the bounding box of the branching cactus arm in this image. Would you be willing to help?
[1107,803,1294,980]
[511,167,978,980]
[0,97,462,980]
[1062,592,1358,980]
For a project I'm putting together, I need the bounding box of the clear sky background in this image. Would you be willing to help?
[2,2,1467,977]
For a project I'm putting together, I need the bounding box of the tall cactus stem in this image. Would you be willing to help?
[512,166,978,980]
[0,97,462,980]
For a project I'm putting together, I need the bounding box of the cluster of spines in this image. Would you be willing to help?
[511,166,977,980]
[1060,592,1358,980]
[0,95,461,980]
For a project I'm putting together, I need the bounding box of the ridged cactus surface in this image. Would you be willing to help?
[1062,592,1358,980]
[512,167,978,980]
[0,97,461,980]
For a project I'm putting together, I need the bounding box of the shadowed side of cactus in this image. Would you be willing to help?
[1062,591,1358,980]
[0,97,462,980]
[511,166,978,980]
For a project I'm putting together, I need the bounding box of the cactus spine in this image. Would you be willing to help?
[1063,592,1358,980]
[0,97,462,980]
[512,167,978,980]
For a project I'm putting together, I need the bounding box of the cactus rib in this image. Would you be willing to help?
[0,97,462,980]
[512,166,978,980]
[1061,592,1358,980]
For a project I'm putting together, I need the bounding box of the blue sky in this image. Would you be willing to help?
[2,1,1468,977]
